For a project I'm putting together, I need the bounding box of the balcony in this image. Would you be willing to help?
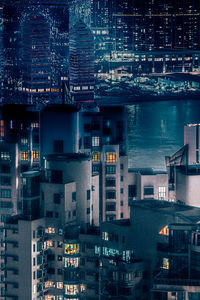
[153,273,200,293]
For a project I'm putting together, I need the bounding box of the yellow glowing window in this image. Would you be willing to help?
[57,282,63,289]
[45,281,54,288]
[106,152,116,163]
[21,151,28,161]
[47,240,53,247]
[46,227,55,234]
[64,244,79,255]
[45,296,55,300]
[159,226,169,236]
[162,258,169,270]
[64,284,79,295]
[32,151,39,160]
[0,120,4,137]
[102,232,109,241]
[92,152,100,162]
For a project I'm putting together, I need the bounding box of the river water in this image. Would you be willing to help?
[127,99,200,170]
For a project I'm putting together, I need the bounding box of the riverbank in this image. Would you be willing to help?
[95,91,200,105]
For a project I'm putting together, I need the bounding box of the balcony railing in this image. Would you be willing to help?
[154,277,200,287]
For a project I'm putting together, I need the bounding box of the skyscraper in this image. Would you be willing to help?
[2,0,69,104]
[22,14,51,104]
[69,21,94,103]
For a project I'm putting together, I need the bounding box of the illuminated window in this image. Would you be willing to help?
[46,227,55,234]
[106,152,116,163]
[92,136,100,147]
[162,258,169,270]
[158,186,166,200]
[32,151,39,160]
[64,257,79,268]
[64,284,79,295]
[45,296,55,300]
[45,281,54,288]
[47,240,54,248]
[102,232,109,241]
[74,86,80,91]
[21,151,28,161]
[0,120,4,138]
[92,152,100,162]
[31,122,39,129]
[57,282,63,289]
[0,152,11,161]
[159,226,169,236]
[64,244,79,255]
[21,138,28,145]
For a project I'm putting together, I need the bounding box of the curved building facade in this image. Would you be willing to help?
[69,21,94,103]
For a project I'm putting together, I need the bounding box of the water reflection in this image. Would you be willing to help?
[127,99,200,170]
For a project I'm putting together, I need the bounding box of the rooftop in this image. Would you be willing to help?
[45,153,91,162]
[131,200,200,223]
[128,168,167,175]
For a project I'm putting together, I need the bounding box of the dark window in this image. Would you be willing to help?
[57,269,62,275]
[106,202,116,211]
[72,192,76,202]
[47,268,55,275]
[120,213,124,218]
[84,136,91,148]
[120,164,124,170]
[73,210,76,217]
[87,208,90,214]
[57,241,62,248]
[53,140,64,153]
[105,177,116,187]
[51,170,62,184]
[33,134,39,144]
[120,188,124,194]
[0,189,11,198]
[105,166,116,174]
[47,254,55,261]
[106,190,116,199]
[144,187,154,196]
[53,193,61,204]
[87,190,90,200]
[84,123,91,132]
[46,211,53,218]
[91,121,100,131]
[0,165,11,174]
[37,270,42,278]
[0,176,11,186]
[120,176,123,182]
[92,164,99,173]
[0,201,13,208]
[106,215,116,221]
[58,255,62,261]
[120,200,124,206]
[128,185,137,198]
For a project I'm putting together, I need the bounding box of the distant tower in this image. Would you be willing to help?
[69,20,94,103]
[22,14,51,104]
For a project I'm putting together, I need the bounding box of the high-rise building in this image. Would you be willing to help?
[2,0,69,104]
[69,21,94,103]
[22,14,51,104]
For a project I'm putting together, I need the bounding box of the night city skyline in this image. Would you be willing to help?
[1,1,200,300]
